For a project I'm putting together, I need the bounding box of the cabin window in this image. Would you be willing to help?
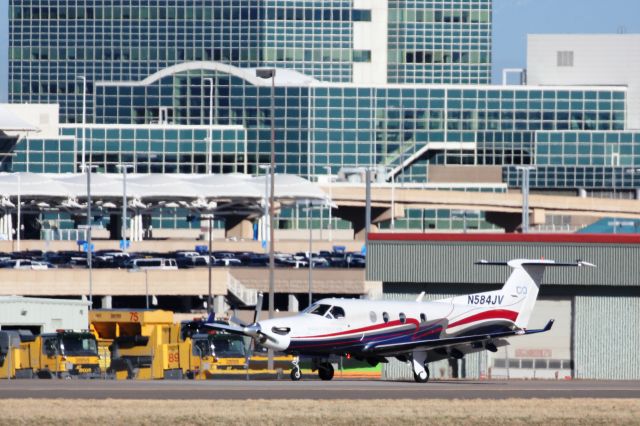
[399,313,406,324]
[369,311,377,323]
[382,312,389,323]
[420,313,427,323]
[330,306,345,319]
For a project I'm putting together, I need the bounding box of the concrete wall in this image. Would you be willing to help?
[0,268,366,297]
[527,34,640,129]
[352,0,388,85]
[0,268,229,297]
[229,268,366,295]
[428,166,503,184]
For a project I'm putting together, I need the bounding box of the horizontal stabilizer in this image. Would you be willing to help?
[476,259,596,268]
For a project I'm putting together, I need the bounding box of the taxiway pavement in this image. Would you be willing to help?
[1,379,639,400]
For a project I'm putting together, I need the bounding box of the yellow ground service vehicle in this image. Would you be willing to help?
[90,309,188,380]
[0,329,100,379]
[0,331,26,379]
[179,319,247,379]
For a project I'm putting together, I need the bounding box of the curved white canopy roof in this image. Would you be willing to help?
[0,173,330,213]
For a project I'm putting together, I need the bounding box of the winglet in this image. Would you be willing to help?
[416,291,426,302]
[543,319,555,332]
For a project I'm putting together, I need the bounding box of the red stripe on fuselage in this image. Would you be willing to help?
[294,318,419,339]
[448,309,518,329]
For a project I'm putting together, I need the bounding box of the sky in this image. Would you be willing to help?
[1,0,640,102]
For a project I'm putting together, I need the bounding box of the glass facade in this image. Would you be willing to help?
[12,126,247,174]
[387,0,492,84]
[7,0,640,234]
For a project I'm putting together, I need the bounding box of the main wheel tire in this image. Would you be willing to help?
[413,367,430,383]
[318,363,334,381]
[290,367,302,381]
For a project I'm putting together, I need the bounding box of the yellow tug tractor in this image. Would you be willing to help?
[0,329,100,379]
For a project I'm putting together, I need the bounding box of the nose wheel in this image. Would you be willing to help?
[290,367,301,381]
[290,357,301,381]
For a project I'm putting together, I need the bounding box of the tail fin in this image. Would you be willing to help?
[491,259,595,328]
[453,259,595,329]
[500,260,550,328]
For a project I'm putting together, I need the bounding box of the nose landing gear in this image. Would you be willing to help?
[290,357,301,381]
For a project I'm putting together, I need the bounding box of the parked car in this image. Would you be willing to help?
[294,252,329,268]
[126,258,178,270]
[346,253,366,268]
[177,255,210,268]
[0,259,51,270]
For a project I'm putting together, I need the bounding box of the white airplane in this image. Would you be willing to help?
[207,259,594,382]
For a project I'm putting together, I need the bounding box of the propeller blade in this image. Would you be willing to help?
[254,292,264,324]
[204,322,251,337]
[230,316,249,327]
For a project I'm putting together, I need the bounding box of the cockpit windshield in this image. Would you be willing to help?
[304,304,331,316]
[329,306,345,319]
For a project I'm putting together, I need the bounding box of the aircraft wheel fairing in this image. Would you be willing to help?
[318,363,334,381]
[290,367,301,381]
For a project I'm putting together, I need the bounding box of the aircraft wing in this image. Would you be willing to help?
[363,320,554,356]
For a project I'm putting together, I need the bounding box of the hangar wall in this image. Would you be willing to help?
[575,294,640,380]
[367,234,640,381]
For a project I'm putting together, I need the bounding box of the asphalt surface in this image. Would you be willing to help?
[1,379,639,400]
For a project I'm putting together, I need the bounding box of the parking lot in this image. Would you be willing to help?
[0,248,365,270]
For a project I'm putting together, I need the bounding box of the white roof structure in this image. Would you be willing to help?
[0,173,330,216]
[0,106,41,132]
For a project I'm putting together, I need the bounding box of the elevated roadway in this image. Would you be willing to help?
[325,184,640,218]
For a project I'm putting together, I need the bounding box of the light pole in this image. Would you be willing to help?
[77,76,87,172]
[256,68,276,371]
[516,166,536,233]
[323,166,333,241]
[205,213,214,315]
[203,78,214,174]
[116,164,134,252]
[15,173,21,251]
[385,167,396,230]
[259,165,271,253]
[85,163,98,308]
[306,201,313,306]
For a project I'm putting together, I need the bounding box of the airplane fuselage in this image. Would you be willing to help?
[257,297,520,357]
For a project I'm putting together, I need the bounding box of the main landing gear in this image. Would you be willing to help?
[289,358,336,381]
[411,351,430,383]
[317,362,334,381]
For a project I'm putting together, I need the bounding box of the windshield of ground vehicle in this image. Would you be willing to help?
[192,336,214,357]
[211,334,246,358]
[60,333,98,356]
